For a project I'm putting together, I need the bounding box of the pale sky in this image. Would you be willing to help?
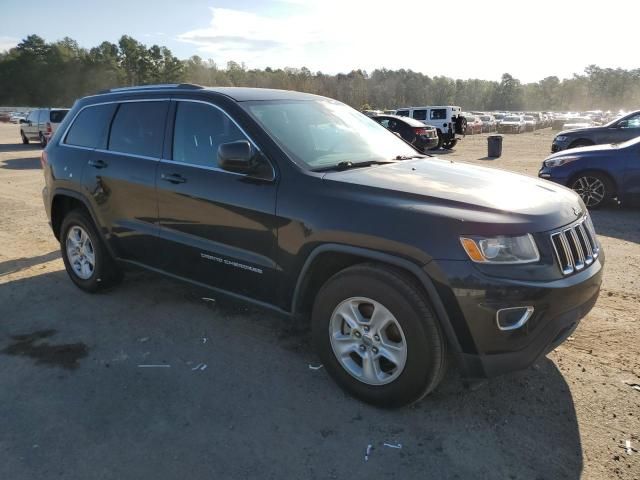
[1,0,638,83]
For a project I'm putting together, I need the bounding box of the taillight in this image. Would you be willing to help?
[414,128,429,136]
[40,150,48,169]
[46,122,52,133]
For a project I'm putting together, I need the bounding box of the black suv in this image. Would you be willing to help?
[551,109,640,152]
[42,84,604,407]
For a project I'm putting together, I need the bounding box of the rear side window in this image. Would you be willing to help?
[172,101,247,167]
[430,109,447,120]
[109,101,168,158]
[412,109,427,121]
[50,110,68,123]
[65,104,117,149]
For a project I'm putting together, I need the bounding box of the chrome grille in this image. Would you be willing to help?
[550,216,600,275]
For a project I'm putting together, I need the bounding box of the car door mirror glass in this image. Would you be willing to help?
[218,140,273,180]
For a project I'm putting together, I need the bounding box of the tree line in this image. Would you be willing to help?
[1,34,639,112]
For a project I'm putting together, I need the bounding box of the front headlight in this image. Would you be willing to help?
[460,234,540,264]
[544,156,579,168]
[555,135,568,142]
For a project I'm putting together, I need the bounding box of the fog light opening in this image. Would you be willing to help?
[496,306,534,331]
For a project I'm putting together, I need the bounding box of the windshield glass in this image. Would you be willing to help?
[567,117,591,123]
[524,116,534,121]
[244,100,417,169]
[505,116,520,122]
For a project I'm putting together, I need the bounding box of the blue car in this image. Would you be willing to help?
[539,136,640,208]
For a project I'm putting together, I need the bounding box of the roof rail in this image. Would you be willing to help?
[97,83,204,94]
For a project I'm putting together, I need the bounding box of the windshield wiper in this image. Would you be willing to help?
[313,160,395,172]
[394,154,427,160]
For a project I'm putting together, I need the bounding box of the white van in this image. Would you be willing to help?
[394,106,464,149]
[20,108,69,147]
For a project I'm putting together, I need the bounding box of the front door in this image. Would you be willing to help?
[155,100,279,304]
[623,143,640,205]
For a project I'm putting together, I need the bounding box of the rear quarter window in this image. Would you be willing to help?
[64,104,117,149]
[430,109,447,120]
[50,110,69,123]
[108,101,168,158]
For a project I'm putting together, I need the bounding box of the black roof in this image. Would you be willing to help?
[95,84,324,102]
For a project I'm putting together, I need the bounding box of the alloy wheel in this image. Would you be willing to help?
[65,225,96,279]
[329,297,407,386]
[572,176,605,207]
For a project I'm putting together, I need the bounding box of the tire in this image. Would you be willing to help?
[435,135,443,149]
[569,139,593,149]
[60,209,123,292]
[20,130,29,144]
[570,172,613,209]
[442,139,458,149]
[311,264,446,408]
[39,133,47,148]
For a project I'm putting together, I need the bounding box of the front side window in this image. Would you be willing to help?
[412,109,427,121]
[108,101,168,158]
[65,104,117,149]
[245,100,417,170]
[395,110,409,117]
[430,109,447,120]
[26,111,38,123]
[172,101,247,167]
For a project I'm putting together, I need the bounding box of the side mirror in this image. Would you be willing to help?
[218,140,254,174]
[19,119,26,124]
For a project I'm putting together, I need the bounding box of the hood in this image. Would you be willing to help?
[322,158,584,233]
[557,125,603,136]
[562,123,592,130]
[546,142,618,159]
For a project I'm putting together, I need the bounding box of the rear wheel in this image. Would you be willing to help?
[20,130,28,144]
[312,264,446,407]
[570,173,612,209]
[60,209,123,292]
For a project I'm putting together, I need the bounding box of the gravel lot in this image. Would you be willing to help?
[0,123,638,479]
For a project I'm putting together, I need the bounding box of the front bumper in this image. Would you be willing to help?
[551,139,570,152]
[428,254,604,378]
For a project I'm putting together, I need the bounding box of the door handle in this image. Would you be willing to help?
[88,159,108,169]
[161,173,187,184]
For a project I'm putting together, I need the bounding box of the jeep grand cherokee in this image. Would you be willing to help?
[42,84,604,407]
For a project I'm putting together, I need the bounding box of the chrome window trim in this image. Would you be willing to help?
[59,97,276,180]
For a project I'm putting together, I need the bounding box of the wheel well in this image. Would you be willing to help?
[568,169,618,195]
[51,195,89,240]
[293,252,428,320]
[569,138,594,148]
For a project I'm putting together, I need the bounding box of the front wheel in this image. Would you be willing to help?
[312,264,446,407]
[21,131,29,144]
[60,209,123,292]
[39,133,47,148]
[442,139,458,149]
[571,173,612,209]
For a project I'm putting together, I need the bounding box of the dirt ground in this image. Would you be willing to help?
[0,122,638,479]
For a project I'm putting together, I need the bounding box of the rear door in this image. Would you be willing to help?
[24,110,39,139]
[155,99,279,303]
[81,99,168,265]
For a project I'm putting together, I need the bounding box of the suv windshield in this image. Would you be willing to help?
[245,100,417,169]
[505,116,521,122]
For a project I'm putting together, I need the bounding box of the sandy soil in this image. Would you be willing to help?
[0,123,638,479]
